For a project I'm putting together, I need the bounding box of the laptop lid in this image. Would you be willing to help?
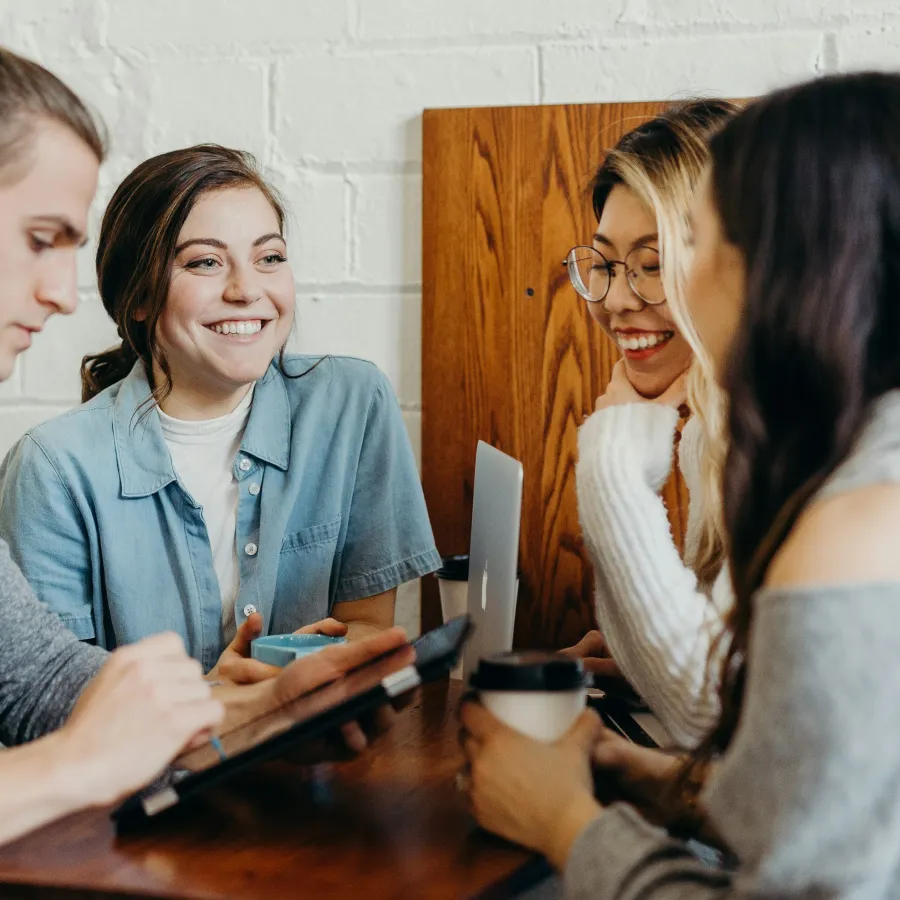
[462,441,524,678]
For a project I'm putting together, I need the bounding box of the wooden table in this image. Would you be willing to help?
[0,681,550,900]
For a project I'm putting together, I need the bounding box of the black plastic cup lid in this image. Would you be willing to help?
[435,555,469,581]
[436,555,523,581]
[469,652,589,692]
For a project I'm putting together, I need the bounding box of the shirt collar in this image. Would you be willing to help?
[240,361,291,471]
[112,359,290,498]
[112,362,177,498]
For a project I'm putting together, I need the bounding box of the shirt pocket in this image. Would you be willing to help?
[274,516,342,627]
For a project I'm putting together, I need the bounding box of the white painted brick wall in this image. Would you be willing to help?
[541,32,826,103]
[275,48,537,165]
[351,175,422,286]
[1,0,899,636]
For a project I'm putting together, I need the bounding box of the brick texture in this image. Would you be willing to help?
[3,0,900,632]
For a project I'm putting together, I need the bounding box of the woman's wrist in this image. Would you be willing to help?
[544,793,603,871]
[214,680,273,734]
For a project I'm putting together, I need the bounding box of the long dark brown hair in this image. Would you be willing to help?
[83,144,289,404]
[686,72,900,790]
[0,46,104,177]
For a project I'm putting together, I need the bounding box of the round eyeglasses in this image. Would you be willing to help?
[562,245,665,311]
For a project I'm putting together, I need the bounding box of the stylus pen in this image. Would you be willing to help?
[206,680,228,761]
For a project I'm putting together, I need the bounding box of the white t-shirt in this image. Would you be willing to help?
[158,389,254,644]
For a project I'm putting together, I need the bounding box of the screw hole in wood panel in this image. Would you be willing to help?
[422,101,690,649]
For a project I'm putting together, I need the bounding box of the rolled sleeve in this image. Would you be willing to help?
[334,371,441,602]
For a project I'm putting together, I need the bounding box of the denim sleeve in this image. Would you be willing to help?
[0,435,96,641]
[334,370,441,602]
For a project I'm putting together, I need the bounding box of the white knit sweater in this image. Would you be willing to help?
[576,403,732,749]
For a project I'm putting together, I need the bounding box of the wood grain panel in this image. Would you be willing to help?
[422,102,688,648]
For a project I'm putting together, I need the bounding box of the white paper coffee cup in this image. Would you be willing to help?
[435,556,469,678]
[438,576,468,623]
[469,652,588,742]
[437,555,522,680]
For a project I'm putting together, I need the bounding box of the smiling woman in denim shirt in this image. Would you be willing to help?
[0,144,441,678]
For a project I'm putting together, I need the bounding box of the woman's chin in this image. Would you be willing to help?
[622,348,691,398]
[211,344,278,378]
[202,359,271,393]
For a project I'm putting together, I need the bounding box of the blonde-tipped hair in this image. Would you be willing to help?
[592,100,738,587]
[0,47,105,179]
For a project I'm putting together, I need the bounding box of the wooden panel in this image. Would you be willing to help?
[422,102,689,648]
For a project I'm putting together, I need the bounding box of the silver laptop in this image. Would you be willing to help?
[461,441,524,679]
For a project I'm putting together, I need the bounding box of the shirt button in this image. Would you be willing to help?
[244,542,258,557]
[248,483,261,496]
[239,458,252,472]
[243,604,257,617]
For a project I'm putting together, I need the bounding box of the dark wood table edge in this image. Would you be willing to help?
[0,885,183,900]
[470,855,554,900]
[0,858,554,900]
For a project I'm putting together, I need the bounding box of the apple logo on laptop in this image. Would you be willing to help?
[481,562,489,611]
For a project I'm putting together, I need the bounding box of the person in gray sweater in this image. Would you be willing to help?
[0,44,228,846]
[0,47,410,849]
[461,72,900,897]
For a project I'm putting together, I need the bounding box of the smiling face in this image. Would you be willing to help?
[0,119,99,381]
[684,172,746,382]
[589,184,693,397]
[150,186,295,418]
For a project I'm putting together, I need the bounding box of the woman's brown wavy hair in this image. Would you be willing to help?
[682,72,900,799]
[82,144,287,404]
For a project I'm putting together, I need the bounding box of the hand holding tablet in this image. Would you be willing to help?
[113,617,471,829]
[59,634,224,809]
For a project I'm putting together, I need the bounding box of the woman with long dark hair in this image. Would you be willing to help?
[461,71,900,897]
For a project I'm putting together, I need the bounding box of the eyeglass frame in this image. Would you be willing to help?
[561,244,665,312]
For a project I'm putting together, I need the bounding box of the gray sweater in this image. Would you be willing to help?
[0,539,105,745]
[566,390,900,899]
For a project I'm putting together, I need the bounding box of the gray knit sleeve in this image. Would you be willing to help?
[565,583,900,899]
[0,539,106,745]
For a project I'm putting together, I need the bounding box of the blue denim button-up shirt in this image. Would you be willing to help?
[0,355,440,671]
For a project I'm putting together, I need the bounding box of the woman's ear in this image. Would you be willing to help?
[133,306,149,323]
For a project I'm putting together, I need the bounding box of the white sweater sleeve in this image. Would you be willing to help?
[575,404,730,748]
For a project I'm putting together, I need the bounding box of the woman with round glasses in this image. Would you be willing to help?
[561,99,739,749]
[564,236,678,394]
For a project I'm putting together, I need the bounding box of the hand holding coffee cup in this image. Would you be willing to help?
[457,661,604,864]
